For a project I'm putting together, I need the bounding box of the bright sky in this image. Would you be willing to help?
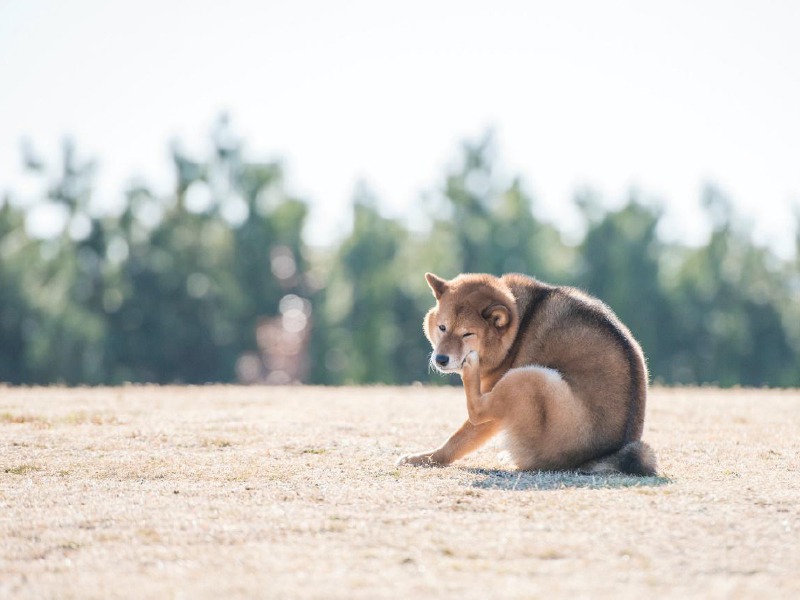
[1,0,799,254]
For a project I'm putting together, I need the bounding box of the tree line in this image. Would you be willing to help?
[2,120,798,386]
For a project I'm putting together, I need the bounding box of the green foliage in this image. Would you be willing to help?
[324,187,415,383]
[2,124,799,387]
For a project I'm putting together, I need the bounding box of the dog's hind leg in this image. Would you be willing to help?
[461,352,592,470]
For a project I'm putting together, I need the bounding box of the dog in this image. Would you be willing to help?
[397,272,657,475]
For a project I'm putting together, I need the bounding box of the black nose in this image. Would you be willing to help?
[435,354,449,366]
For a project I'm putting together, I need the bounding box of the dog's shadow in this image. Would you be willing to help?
[465,467,671,490]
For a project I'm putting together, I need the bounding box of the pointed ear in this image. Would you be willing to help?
[425,272,448,300]
[482,303,511,328]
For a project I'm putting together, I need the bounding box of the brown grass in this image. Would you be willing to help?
[1,385,799,599]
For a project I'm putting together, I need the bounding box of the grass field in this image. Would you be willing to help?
[1,385,799,599]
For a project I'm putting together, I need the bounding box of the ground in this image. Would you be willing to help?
[1,385,799,600]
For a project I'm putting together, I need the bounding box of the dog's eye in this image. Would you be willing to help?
[438,324,446,332]
[462,332,474,338]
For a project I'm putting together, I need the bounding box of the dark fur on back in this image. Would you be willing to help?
[499,274,650,462]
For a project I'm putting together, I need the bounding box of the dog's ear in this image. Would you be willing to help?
[482,303,511,328]
[425,273,448,299]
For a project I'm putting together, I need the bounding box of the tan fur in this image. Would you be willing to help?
[398,272,657,475]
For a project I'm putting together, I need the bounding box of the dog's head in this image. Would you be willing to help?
[422,272,519,374]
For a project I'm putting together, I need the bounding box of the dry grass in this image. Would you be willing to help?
[1,385,799,600]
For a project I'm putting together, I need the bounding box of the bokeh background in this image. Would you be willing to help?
[1,1,799,386]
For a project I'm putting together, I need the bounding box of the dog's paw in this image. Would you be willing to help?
[461,351,479,374]
[461,350,479,369]
[396,451,441,467]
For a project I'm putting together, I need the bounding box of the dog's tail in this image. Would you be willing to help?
[579,441,658,476]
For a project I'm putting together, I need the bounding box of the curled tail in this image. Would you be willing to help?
[579,441,658,476]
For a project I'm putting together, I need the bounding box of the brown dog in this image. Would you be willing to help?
[397,272,657,475]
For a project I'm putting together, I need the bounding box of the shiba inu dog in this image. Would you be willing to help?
[397,272,657,475]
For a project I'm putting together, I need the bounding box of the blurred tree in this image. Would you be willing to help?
[0,197,37,383]
[575,195,675,382]
[319,185,421,383]
[430,133,572,281]
[662,186,796,386]
[2,126,799,388]
[6,119,311,384]
[14,140,107,383]
[101,117,310,383]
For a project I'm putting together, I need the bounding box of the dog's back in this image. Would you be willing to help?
[494,273,653,473]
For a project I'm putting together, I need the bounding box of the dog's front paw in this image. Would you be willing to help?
[461,350,479,369]
[461,351,479,381]
[396,451,443,467]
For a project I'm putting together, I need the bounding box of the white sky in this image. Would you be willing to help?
[1,0,799,254]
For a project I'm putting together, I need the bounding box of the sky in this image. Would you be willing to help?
[1,0,799,254]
